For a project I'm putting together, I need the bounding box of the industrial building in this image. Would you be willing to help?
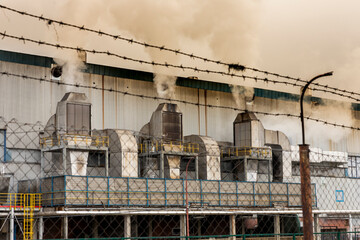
[0,49,360,240]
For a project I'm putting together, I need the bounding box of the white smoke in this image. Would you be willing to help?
[54,51,85,89]
[230,85,254,109]
[258,100,354,151]
[153,74,177,99]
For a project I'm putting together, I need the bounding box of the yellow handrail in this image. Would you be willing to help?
[40,134,109,148]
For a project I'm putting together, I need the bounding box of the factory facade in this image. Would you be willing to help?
[0,49,360,239]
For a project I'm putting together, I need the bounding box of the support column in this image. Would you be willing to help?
[62,148,67,175]
[62,216,68,239]
[314,214,321,240]
[241,218,245,235]
[195,156,199,179]
[299,144,314,240]
[40,150,44,178]
[92,216,99,238]
[105,149,109,176]
[197,219,201,236]
[10,208,14,240]
[180,215,187,238]
[38,209,44,239]
[274,215,280,240]
[124,215,131,239]
[230,215,236,240]
[149,216,153,237]
[160,153,164,178]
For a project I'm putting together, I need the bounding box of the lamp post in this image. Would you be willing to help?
[299,72,333,240]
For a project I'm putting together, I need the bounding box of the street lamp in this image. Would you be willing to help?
[299,71,333,240]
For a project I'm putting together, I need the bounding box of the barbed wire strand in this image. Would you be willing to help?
[1,71,359,132]
[0,4,358,99]
[0,31,359,103]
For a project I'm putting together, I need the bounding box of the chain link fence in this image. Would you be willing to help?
[0,99,359,240]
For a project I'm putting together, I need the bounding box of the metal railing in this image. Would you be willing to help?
[39,175,316,208]
[0,193,41,209]
[139,140,200,154]
[221,147,272,159]
[40,134,109,148]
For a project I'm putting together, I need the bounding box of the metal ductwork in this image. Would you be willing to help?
[149,103,183,141]
[233,112,265,148]
[94,129,138,177]
[43,92,92,176]
[184,135,221,180]
[140,103,184,179]
[55,92,91,135]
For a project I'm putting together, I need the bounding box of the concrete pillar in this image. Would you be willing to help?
[180,215,187,237]
[230,215,236,240]
[274,215,280,240]
[124,215,131,239]
[62,216,68,239]
[313,214,321,240]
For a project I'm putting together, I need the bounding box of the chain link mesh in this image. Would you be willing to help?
[0,112,358,240]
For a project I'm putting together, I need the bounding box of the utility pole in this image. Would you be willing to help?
[299,72,333,240]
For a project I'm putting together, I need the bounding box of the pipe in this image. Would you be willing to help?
[102,75,105,129]
[3,129,6,162]
[37,209,360,217]
[198,89,200,135]
[10,208,14,240]
[204,90,208,136]
[185,158,192,239]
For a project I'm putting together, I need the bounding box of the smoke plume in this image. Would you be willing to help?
[54,51,86,89]
[230,85,255,109]
[258,100,354,151]
[153,74,177,99]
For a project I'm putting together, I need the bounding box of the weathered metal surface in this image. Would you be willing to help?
[299,144,313,240]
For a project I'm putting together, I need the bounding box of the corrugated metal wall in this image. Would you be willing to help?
[1,56,360,152]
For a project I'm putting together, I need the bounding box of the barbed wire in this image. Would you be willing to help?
[1,71,359,131]
[1,31,360,103]
[1,4,359,100]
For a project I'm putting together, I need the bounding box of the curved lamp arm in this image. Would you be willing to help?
[300,71,333,144]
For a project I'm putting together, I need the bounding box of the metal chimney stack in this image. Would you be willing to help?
[43,92,92,176]
[149,103,183,141]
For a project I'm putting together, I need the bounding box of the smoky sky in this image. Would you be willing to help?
[1,0,360,98]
